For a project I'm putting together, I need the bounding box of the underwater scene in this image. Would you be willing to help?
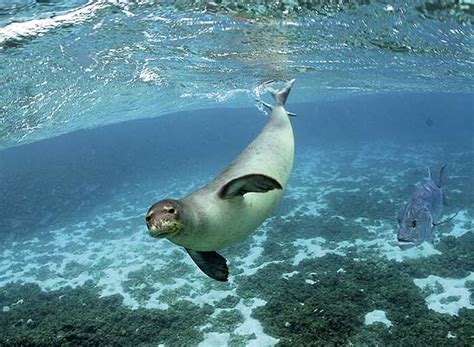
[1,1,473,346]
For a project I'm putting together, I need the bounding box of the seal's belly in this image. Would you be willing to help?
[183,189,282,251]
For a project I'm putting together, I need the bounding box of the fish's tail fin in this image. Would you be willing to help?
[437,164,446,188]
[268,78,296,106]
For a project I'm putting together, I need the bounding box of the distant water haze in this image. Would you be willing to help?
[0,92,472,239]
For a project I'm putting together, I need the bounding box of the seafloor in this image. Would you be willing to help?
[1,142,473,346]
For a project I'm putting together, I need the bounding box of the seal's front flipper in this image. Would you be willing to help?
[258,99,297,117]
[218,174,282,199]
[185,249,229,282]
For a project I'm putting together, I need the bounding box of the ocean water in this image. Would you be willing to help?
[0,1,473,346]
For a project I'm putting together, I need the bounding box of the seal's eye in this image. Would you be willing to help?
[168,208,175,214]
[411,220,417,228]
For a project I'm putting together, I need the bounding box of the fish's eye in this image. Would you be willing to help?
[411,220,417,228]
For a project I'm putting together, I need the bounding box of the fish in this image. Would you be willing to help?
[397,165,447,248]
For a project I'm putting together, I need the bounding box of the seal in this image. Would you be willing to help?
[146,79,296,281]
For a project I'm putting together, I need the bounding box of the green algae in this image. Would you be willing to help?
[122,262,197,305]
[215,295,240,309]
[24,265,56,282]
[0,281,213,346]
[262,210,371,256]
[228,332,258,346]
[63,261,87,279]
[402,233,474,278]
[204,309,244,333]
[325,189,395,221]
[420,280,444,297]
[237,253,474,346]
[440,296,462,305]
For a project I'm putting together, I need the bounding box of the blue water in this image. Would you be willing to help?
[1,1,473,346]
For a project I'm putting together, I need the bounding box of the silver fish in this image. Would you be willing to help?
[397,165,446,248]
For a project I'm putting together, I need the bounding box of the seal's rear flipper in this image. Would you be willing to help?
[256,79,296,116]
[268,79,295,106]
[218,174,282,199]
[186,249,229,282]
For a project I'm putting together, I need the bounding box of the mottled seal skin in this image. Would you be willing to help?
[397,165,446,248]
[146,80,296,281]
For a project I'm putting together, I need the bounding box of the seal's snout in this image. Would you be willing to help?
[145,211,156,231]
[145,199,183,238]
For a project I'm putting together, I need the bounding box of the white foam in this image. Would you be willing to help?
[364,310,392,327]
[0,1,105,45]
[139,67,163,84]
[413,273,474,316]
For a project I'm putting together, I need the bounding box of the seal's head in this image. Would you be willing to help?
[146,199,184,238]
